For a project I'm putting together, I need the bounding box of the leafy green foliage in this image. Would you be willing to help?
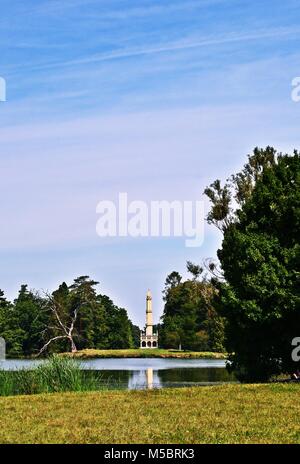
[160,265,225,351]
[205,147,300,381]
[0,277,137,356]
[0,290,24,357]
[13,285,47,356]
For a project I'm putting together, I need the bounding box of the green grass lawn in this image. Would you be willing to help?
[1,383,300,444]
[62,348,226,359]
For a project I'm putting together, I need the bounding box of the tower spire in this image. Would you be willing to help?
[146,289,153,336]
[140,289,158,349]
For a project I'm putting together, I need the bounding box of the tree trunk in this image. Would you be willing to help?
[70,337,77,353]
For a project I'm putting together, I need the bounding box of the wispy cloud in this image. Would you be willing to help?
[30,0,230,18]
[20,26,300,73]
[85,0,232,20]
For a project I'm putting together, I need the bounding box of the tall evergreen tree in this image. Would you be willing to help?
[69,276,99,349]
[0,289,24,357]
[13,285,47,356]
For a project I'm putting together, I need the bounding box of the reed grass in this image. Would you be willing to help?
[0,355,106,396]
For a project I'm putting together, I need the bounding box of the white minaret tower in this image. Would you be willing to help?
[145,289,153,336]
[140,290,158,349]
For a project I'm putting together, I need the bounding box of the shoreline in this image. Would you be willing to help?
[60,348,227,360]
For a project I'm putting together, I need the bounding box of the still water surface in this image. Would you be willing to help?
[0,358,236,389]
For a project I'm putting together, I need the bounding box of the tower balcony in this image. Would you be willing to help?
[140,332,158,349]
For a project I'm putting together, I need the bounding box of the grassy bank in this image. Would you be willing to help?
[0,383,300,443]
[61,348,226,359]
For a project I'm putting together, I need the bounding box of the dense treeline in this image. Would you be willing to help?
[0,276,140,357]
[159,264,225,352]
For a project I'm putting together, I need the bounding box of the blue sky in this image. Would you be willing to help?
[1,0,300,326]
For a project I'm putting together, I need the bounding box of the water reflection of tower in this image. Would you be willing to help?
[145,368,161,389]
[146,368,153,389]
[140,290,158,348]
[128,368,161,389]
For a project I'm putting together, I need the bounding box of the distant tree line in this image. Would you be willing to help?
[159,263,225,352]
[0,276,140,357]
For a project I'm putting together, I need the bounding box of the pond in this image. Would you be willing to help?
[0,358,236,390]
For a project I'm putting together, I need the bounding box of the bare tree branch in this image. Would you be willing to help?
[37,293,82,356]
[203,258,225,282]
[68,305,79,337]
[37,335,68,356]
[44,293,69,336]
